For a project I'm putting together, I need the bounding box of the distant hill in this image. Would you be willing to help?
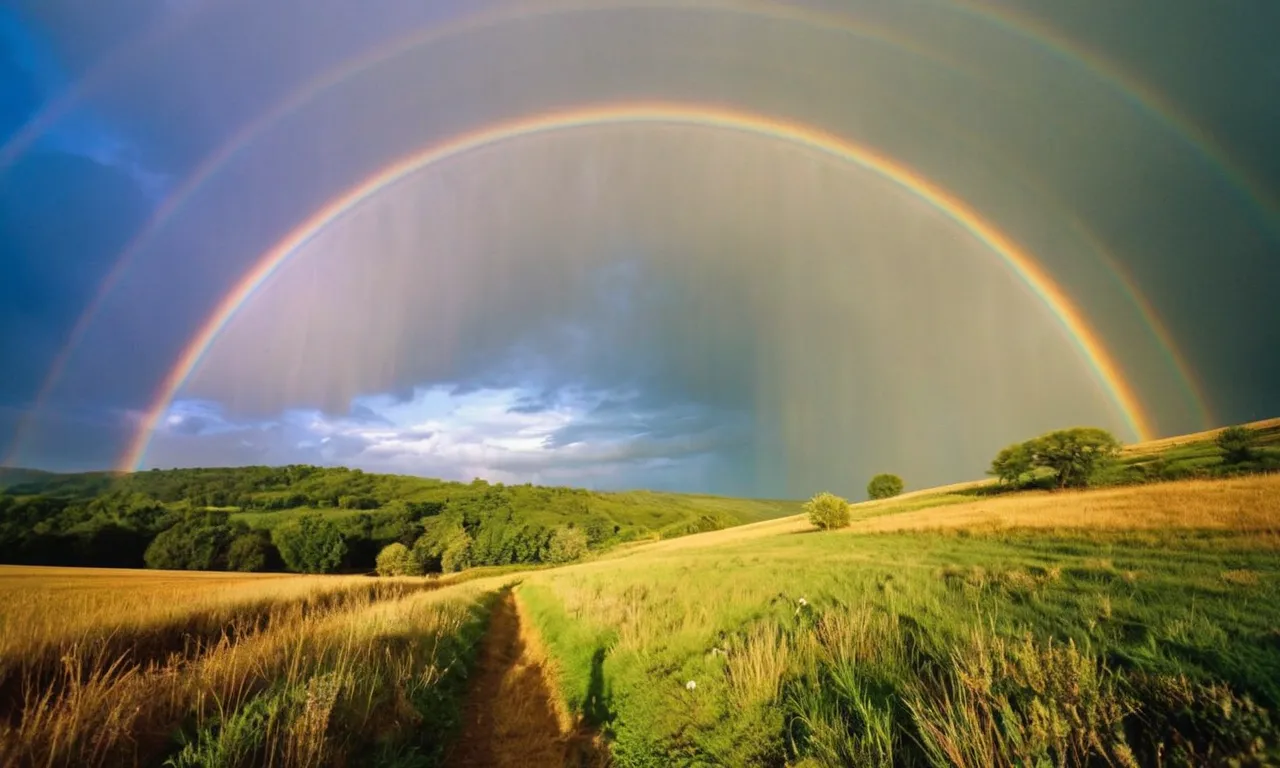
[0,464,801,540]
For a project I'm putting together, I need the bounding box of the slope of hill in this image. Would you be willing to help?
[3,419,1278,765]
[0,464,802,575]
[512,435,1280,766]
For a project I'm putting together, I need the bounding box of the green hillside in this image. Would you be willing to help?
[0,465,801,574]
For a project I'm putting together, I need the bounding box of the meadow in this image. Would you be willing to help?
[2,422,1278,766]
[0,565,519,767]
[518,473,1280,766]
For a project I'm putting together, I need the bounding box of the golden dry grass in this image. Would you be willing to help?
[0,566,380,660]
[581,473,1280,564]
[0,570,514,767]
[1122,416,1280,456]
[851,474,1280,535]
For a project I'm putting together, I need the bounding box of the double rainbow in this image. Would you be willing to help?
[118,102,1157,470]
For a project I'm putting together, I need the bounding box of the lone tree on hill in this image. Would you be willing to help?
[866,474,904,500]
[805,492,851,530]
[1029,428,1121,488]
[991,427,1121,490]
[1216,425,1259,464]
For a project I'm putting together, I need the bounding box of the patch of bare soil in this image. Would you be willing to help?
[446,588,607,767]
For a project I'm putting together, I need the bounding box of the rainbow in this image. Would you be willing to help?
[119,102,1157,471]
[13,0,1229,466]
[0,2,206,170]
[4,0,950,468]
[954,2,1279,230]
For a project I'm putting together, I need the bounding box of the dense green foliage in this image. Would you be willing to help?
[866,473,904,500]
[375,542,424,576]
[989,427,1121,489]
[983,421,1280,495]
[988,442,1034,485]
[1218,425,1260,464]
[272,514,347,574]
[804,492,850,530]
[0,465,798,574]
[143,512,242,571]
[545,527,589,564]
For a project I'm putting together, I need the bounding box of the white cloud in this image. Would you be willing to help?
[146,384,738,490]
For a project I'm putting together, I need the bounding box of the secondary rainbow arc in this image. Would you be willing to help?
[10,0,1225,466]
[0,0,953,468]
[119,102,1156,472]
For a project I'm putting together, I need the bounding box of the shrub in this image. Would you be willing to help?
[545,526,589,564]
[805,492,850,530]
[866,474,904,500]
[1216,425,1258,464]
[375,542,423,576]
[272,514,347,573]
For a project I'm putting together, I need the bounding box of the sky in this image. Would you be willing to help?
[1,0,1277,499]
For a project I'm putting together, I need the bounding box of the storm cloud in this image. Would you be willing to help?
[2,0,1277,496]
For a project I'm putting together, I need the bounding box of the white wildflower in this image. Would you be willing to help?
[686,680,697,691]
[797,597,808,607]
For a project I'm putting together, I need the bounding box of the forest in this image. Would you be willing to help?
[0,465,793,574]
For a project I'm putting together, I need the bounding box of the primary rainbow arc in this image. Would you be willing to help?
[119,102,1157,471]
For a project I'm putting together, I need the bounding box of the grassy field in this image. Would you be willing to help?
[518,473,1280,766]
[0,566,521,767]
[3,424,1278,766]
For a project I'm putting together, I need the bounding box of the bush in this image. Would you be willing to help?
[805,492,850,530]
[545,526,589,564]
[375,542,423,576]
[1216,425,1258,464]
[272,514,347,573]
[866,474,904,500]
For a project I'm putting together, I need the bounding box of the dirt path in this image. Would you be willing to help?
[446,588,606,767]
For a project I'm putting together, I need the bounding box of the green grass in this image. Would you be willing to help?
[520,524,1280,765]
[849,493,975,521]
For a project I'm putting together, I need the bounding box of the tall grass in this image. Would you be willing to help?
[519,477,1280,765]
[0,567,513,766]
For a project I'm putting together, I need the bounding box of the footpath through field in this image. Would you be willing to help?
[446,587,606,767]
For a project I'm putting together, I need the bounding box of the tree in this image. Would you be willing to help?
[144,513,240,571]
[375,542,423,576]
[805,492,851,530]
[441,533,473,573]
[1026,428,1121,488]
[545,526,588,564]
[1216,426,1258,464]
[866,474,904,500]
[989,443,1034,486]
[413,516,469,573]
[272,514,347,573]
[227,531,273,572]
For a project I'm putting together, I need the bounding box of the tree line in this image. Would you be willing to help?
[0,476,634,575]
